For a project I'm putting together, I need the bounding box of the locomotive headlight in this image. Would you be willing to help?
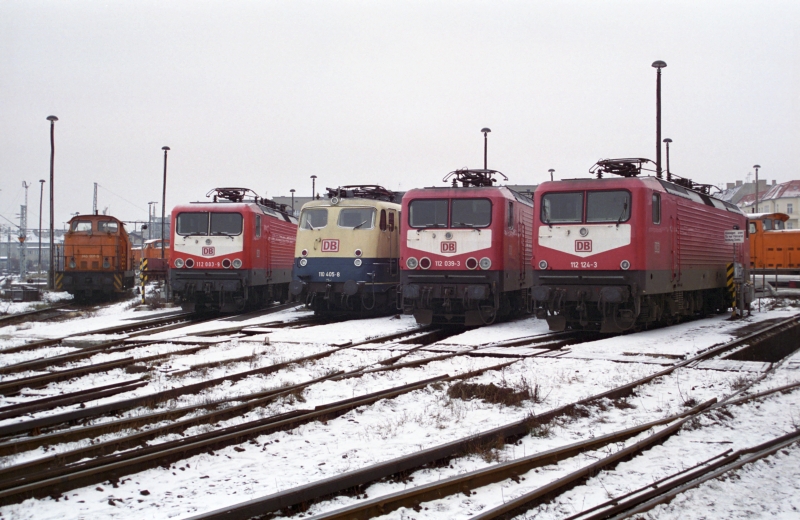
[69,258,76,269]
[301,249,308,257]
[354,249,362,257]
[420,257,431,270]
[466,257,478,270]
[185,258,195,268]
[222,259,232,269]
[445,232,453,240]
[620,259,631,270]
[479,257,492,270]
[406,257,418,269]
[538,260,548,270]
[103,258,110,269]
[580,227,589,237]
[232,259,243,269]
[354,258,362,267]
[299,258,308,267]
[174,258,184,268]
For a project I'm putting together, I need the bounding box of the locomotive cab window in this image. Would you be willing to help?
[388,211,395,232]
[70,221,93,232]
[451,198,492,228]
[210,213,243,236]
[299,208,328,230]
[176,212,209,236]
[507,201,514,229]
[774,219,786,230]
[541,192,583,223]
[98,221,119,233]
[652,193,661,224]
[338,207,375,229]
[379,209,387,231]
[749,222,757,234]
[255,215,261,238]
[409,199,448,228]
[586,191,630,223]
[762,219,773,231]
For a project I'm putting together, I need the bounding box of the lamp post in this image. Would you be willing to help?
[481,128,491,169]
[310,175,317,199]
[38,179,45,275]
[652,60,667,178]
[161,147,170,260]
[290,189,295,213]
[548,169,555,182]
[46,115,58,289]
[663,138,672,181]
[754,164,761,213]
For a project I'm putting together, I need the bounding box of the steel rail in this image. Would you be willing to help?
[0,311,197,356]
[602,430,800,520]
[186,314,800,520]
[0,324,438,446]
[0,347,342,438]
[0,364,510,504]
[305,400,715,520]
[0,303,73,326]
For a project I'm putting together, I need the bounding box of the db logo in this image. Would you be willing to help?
[575,240,592,252]
[441,241,457,253]
[202,246,215,256]
[321,239,339,252]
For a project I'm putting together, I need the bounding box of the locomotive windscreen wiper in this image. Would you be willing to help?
[352,220,368,229]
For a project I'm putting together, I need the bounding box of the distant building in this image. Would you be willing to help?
[738,180,800,229]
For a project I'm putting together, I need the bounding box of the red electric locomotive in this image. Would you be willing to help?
[399,169,533,326]
[169,187,298,312]
[530,159,750,332]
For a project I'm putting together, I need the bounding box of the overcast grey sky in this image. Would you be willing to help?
[1,0,797,229]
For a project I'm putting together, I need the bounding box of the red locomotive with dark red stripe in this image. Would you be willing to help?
[399,169,533,326]
[169,188,298,312]
[530,159,751,332]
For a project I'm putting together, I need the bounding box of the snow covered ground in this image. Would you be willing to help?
[0,296,798,520]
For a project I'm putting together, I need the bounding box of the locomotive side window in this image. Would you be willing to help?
[176,212,209,236]
[541,192,583,223]
[379,209,387,231]
[507,201,514,229]
[749,222,757,234]
[652,193,661,224]
[451,199,492,228]
[409,199,448,228]
[255,215,261,238]
[587,191,630,223]
[299,209,328,230]
[339,207,375,229]
[98,221,118,233]
[388,211,395,232]
[71,221,93,232]
[210,213,243,236]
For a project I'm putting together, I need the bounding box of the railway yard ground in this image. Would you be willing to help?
[0,292,799,519]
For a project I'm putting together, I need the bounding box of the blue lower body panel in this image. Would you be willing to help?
[290,257,399,315]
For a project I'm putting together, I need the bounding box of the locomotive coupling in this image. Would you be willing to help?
[289,280,306,296]
[402,284,421,299]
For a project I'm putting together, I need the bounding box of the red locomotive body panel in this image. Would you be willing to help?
[399,183,533,325]
[531,174,748,332]
[169,190,298,312]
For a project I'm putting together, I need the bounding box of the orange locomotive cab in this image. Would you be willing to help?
[56,214,136,299]
[748,212,800,269]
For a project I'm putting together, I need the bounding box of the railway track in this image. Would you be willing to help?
[0,322,509,504]
[0,303,75,327]
[183,313,800,520]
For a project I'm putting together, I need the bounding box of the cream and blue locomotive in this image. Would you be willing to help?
[289,185,401,315]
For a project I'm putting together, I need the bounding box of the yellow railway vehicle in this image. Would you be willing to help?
[289,185,401,315]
